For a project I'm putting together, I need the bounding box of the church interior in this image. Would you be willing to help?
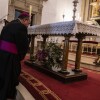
[0,0,100,100]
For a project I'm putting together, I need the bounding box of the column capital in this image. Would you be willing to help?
[42,34,49,38]
[75,33,86,41]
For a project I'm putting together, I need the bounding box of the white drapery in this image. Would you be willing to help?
[28,21,100,36]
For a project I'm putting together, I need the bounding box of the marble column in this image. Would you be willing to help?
[42,35,49,50]
[73,33,85,72]
[61,35,72,73]
[30,35,36,60]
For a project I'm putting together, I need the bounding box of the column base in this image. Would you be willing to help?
[72,69,82,73]
[59,70,70,74]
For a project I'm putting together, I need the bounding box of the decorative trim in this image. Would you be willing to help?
[20,70,61,100]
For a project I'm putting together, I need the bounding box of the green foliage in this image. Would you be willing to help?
[35,42,63,69]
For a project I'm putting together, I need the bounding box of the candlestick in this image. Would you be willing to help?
[72,0,79,21]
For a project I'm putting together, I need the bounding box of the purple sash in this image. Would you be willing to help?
[0,40,18,54]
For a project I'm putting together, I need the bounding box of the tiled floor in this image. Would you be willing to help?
[68,60,100,72]
[68,52,97,65]
[68,52,100,72]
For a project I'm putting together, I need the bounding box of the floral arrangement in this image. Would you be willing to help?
[35,49,48,62]
[35,42,63,69]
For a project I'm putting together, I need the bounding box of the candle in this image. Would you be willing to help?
[29,5,32,20]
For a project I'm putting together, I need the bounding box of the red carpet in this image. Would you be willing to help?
[20,60,100,100]
[20,70,61,100]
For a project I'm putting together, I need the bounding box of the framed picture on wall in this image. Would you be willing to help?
[90,0,100,18]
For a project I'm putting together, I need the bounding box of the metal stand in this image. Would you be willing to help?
[72,0,79,21]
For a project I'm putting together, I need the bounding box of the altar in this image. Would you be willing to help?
[25,20,100,83]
